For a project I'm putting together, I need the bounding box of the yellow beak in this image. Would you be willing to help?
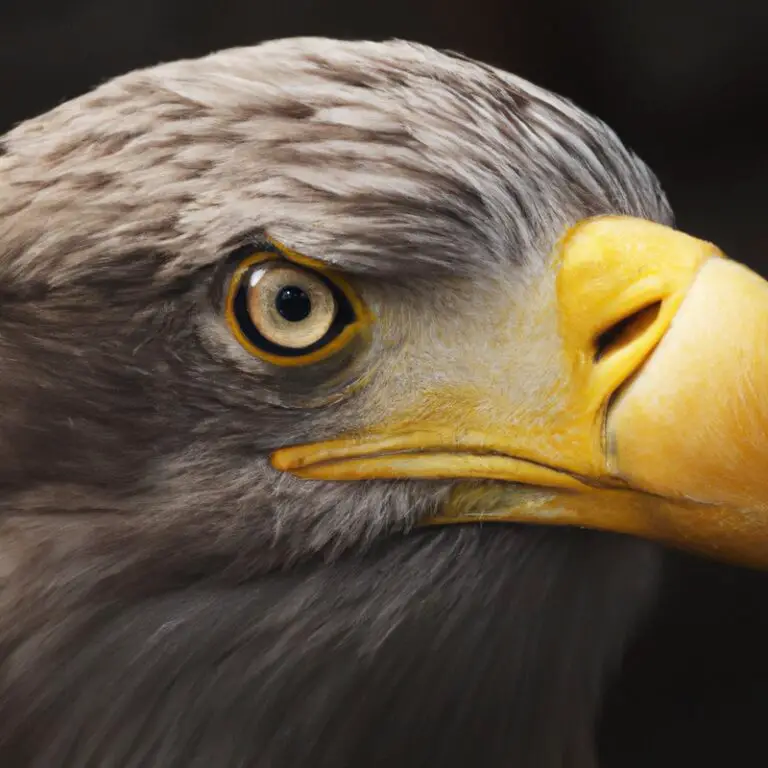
[272,217,768,569]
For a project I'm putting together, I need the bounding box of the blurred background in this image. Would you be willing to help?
[0,1,766,765]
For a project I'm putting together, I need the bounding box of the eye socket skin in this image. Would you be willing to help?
[225,247,369,367]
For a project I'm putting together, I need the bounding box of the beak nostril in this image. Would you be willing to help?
[594,302,662,362]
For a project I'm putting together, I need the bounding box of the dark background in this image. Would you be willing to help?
[1,1,766,765]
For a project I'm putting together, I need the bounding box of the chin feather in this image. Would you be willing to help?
[0,524,660,768]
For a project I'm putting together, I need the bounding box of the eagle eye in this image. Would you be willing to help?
[226,249,363,366]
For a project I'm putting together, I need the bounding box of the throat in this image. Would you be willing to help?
[0,524,661,768]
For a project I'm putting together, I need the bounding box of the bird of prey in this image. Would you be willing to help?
[0,36,766,768]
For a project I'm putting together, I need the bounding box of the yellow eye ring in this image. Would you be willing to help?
[225,241,371,367]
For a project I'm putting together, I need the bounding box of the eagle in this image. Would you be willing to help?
[0,36,765,768]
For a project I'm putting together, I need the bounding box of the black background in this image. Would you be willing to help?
[1,1,766,764]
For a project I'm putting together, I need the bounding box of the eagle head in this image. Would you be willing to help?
[0,37,765,768]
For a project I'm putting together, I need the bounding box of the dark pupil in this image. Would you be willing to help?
[275,285,311,322]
